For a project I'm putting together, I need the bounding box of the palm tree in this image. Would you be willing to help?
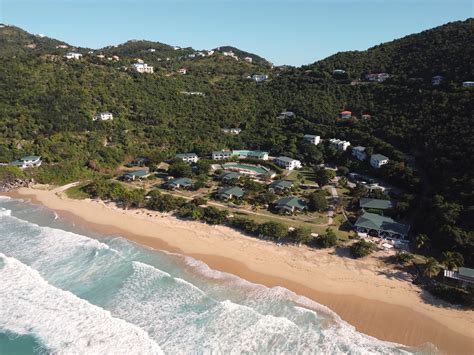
[423,257,441,278]
[395,251,414,265]
[441,251,464,270]
[414,233,430,250]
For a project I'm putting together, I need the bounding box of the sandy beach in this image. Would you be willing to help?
[5,186,474,354]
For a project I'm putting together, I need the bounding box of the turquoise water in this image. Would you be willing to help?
[0,196,430,354]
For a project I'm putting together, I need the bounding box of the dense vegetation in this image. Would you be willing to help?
[0,19,472,266]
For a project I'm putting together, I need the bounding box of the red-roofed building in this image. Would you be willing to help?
[340,111,352,118]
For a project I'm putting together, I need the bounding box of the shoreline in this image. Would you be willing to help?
[4,187,474,354]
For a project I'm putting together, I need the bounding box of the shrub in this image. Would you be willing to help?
[350,240,376,258]
[258,221,288,240]
[318,228,338,248]
[288,227,312,244]
[202,206,228,225]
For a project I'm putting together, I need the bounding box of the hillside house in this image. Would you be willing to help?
[333,69,346,75]
[123,170,151,181]
[329,138,351,151]
[361,113,372,119]
[178,68,187,75]
[352,146,367,161]
[132,63,154,73]
[444,267,474,286]
[277,111,295,120]
[269,180,293,192]
[340,111,352,118]
[93,112,113,121]
[222,128,242,135]
[462,81,474,87]
[175,153,199,163]
[244,57,253,63]
[354,211,410,240]
[303,134,321,145]
[359,198,395,212]
[212,150,233,160]
[165,177,193,190]
[64,52,82,60]
[215,186,244,200]
[10,155,42,169]
[250,74,268,82]
[432,75,444,85]
[219,171,240,182]
[365,73,390,82]
[275,156,302,170]
[370,154,389,169]
[274,196,307,214]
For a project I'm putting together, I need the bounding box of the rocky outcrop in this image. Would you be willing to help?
[0,178,34,192]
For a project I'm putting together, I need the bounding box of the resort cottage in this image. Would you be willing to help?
[462,81,474,87]
[165,177,193,190]
[352,146,367,161]
[359,198,395,213]
[123,170,151,181]
[354,211,410,240]
[215,186,244,200]
[444,267,474,287]
[64,52,82,60]
[277,111,295,120]
[329,138,351,151]
[303,134,321,145]
[269,180,293,192]
[370,154,389,169]
[432,75,444,85]
[219,171,240,182]
[250,74,268,82]
[212,150,233,160]
[93,112,114,121]
[365,73,390,82]
[10,155,42,169]
[132,63,154,73]
[275,156,302,170]
[175,153,199,163]
[274,196,307,214]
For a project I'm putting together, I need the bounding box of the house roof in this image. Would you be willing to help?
[22,155,41,161]
[276,156,297,163]
[124,170,149,178]
[275,196,306,210]
[341,111,352,115]
[10,160,25,166]
[168,177,192,186]
[459,267,474,279]
[360,198,395,210]
[304,134,319,139]
[353,146,366,152]
[213,150,232,155]
[216,186,244,198]
[371,154,389,161]
[220,171,240,180]
[354,212,410,235]
[270,180,293,189]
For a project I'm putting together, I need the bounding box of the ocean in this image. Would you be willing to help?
[0,196,422,354]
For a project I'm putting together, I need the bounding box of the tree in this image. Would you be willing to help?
[288,227,312,245]
[423,257,441,278]
[318,228,338,248]
[350,240,375,258]
[258,221,288,240]
[260,191,277,204]
[122,188,145,209]
[414,233,430,251]
[168,159,192,178]
[202,206,228,225]
[313,167,335,187]
[308,191,328,212]
[441,251,464,270]
[195,160,211,176]
[394,251,414,265]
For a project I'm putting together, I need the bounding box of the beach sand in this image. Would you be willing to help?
[6,186,474,354]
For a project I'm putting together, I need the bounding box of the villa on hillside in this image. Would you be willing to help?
[462,81,474,87]
[10,155,42,169]
[222,128,242,135]
[340,111,352,119]
[123,170,151,181]
[175,153,199,163]
[64,52,82,60]
[93,112,114,121]
[177,68,187,75]
[274,196,307,214]
[354,211,410,241]
[164,177,193,190]
[370,154,389,169]
[275,156,302,170]
[329,138,351,151]
[212,150,233,160]
[244,57,253,63]
[269,180,293,192]
[303,134,321,145]
[215,186,244,200]
[365,73,390,82]
[250,74,268,82]
[333,69,346,75]
[352,146,367,161]
[132,63,154,73]
[277,111,295,120]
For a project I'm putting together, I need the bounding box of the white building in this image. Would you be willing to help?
[148,48,156,52]
[432,75,444,85]
[177,68,187,75]
[462,81,474,87]
[212,150,233,160]
[329,138,351,151]
[64,52,82,60]
[250,74,268,82]
[10,155,42,169]
[222,128,242,135]
[132,63,154,73]
[244,57,253,63]
[275,156,302,170]
[370,154,389,169]
[277,111,295,120]
[175,153,199,163]
[352,146,367,161]
[365,73,390,82]
[303,134,320,145]
[93,112,114,121]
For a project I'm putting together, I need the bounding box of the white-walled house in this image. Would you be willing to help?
[329,138,351,151]
[250,74,268,82]
[177,68,187,75]
[277,111,295,120]
[212,150,233,160]
[10,155,42,169]
[244,57,253,63]
[462,81,474,87]
[93,112,114,121]
[222,128,242,135]
[175,153,199,163]
[352,146,367,161]
[64,52,82,60]
[370,154,389,169]
[303,134,320,145]
[275,156,302,170]
[132,63,154,73]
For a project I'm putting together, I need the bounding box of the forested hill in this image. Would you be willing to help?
[308,18,473,82]
[0,19,472,264]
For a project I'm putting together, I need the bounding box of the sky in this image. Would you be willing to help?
[0,0,472,66]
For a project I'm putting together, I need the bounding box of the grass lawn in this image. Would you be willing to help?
[65,183,89,200]
[286,168,317,185]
